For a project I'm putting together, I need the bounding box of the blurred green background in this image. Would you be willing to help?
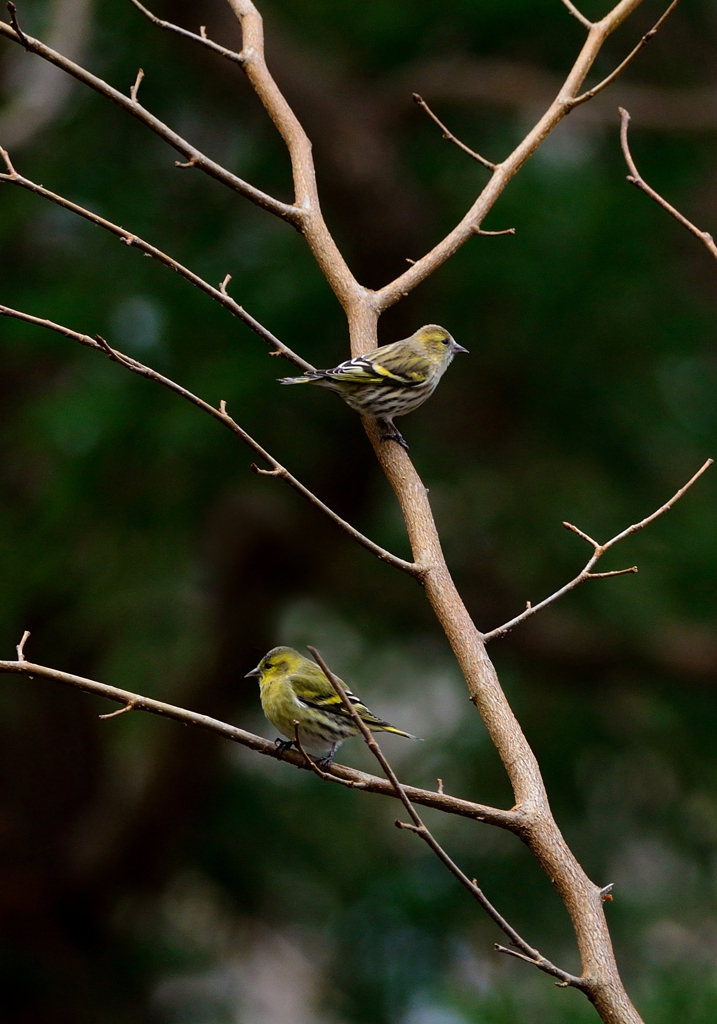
[1,1,717,1021]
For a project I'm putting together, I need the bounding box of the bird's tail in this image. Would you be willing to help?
[374,724,420,741]
[279,371,324,385]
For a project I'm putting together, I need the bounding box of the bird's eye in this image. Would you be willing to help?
[263,661,273,669]
[441,338,449,346]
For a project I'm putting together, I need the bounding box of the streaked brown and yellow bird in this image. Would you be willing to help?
[245,646,416,767]
[280,324,467,450]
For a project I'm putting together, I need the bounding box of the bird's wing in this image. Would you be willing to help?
[293,665,416,738]
[321,348,428,387]
[292,669,379,721]
[373,341,432,384]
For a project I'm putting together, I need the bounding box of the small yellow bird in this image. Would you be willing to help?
[280,324,467,450]
[245,646,416,767]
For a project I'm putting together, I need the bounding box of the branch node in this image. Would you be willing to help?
[219,399,227,415]
[219,273,232,296]
[572,0,681,107]
[175,157,198,169]
[130,67,145,103]
[16,630,30,662]
[6,2,30,49]
[437,777,444,795]
[199,25,207,39]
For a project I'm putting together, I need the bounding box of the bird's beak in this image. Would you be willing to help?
[451,341,469,353]
[244,665,261,678]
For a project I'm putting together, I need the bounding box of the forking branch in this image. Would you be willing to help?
[0,1,698,1020]
[0,304,420,577]
[619,106,717,260]
[570,0,682,107]
[0,3,298,223]
[0,0,676,321]
[0,146,311,369]
[129,0,246,67]
[0,649,517,826]
[308,646,586,990]
[484,459,713,641]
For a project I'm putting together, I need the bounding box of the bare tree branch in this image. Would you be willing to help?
[307,646,586,990]
[0,0,92,149]
[412,93,496,171]
[570,0,681,107]
[483,459,713,642]
[0,304,421,576]
[0,2,687,1019]
[224,0,361,314]
[129,0,245,66]
[374,0,649,313]
[0,656,515,826]
[0,147,311,369]
[619,107,717,259]
[15,630,30,661]
[391,55,717,134]
[0,9,298,224]
[560,0,593,30]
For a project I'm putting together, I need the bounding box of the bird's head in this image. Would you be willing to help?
[413,324,468,366]
[244,645,302,686]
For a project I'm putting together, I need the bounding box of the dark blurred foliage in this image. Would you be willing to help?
[1,1,717,1021]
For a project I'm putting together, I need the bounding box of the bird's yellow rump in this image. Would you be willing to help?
[280,324,467,450]
[245,646,416,767]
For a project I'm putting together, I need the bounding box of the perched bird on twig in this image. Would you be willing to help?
[280,324,467,450]
[245,646,417,768]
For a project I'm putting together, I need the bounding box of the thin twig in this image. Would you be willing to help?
[560,0,593,30]
[0,17,299,224]
[571,0,681,107]
[619,108,717,260]
[484,459,712,641]
[129,0,246,66]
[375,0,651,313]
[6,2,29,49]
[99,702,135,720]
[306,646,584,989]
[130,67,144,102]
[412,93,496,171]
[0,150,310,368]
[474,228,515,237]
[16,630,30,662]
[292,721,336,782]
[0,304,421,576]
[0,657,514,824]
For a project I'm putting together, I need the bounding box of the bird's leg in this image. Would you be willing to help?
[377,418,410,452]
[274,738,295,758]
[316,742,338,770]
